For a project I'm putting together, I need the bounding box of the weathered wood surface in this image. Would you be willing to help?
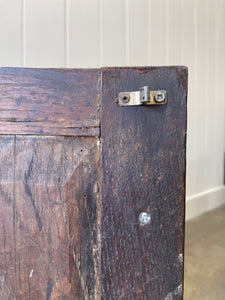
[0,68,100,136]
[101,67,187,299]
[0,67,187,299]
[0,136,100,299]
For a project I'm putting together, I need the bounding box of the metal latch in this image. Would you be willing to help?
[116,86,167,106]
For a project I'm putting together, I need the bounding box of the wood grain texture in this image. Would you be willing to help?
[101,67,187,299]
[0,135,100,299]
[0,68,100,136]
[0,67,187,299]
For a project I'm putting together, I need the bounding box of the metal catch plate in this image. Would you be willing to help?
[117,86,167,106]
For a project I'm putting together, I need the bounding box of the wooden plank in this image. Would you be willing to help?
[0,136,100,299]
[0,68,100,136]
[101,67,187,299]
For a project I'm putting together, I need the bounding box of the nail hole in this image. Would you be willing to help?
[121,95,130,103]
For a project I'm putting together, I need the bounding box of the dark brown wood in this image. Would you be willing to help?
[0,135,100,299]
[101,67,187,299]
[0,67,187,299]
[0,68,100,136]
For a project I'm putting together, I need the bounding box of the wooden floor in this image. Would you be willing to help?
[184,205,225,299]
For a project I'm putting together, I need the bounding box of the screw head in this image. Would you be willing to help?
[121,94,130,103]
[139,212,151,225]
[155,90,166,103]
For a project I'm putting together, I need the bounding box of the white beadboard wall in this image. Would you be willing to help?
[0,0,224,219]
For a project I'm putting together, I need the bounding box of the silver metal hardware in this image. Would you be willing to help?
[139,212,151,225]
[140,86,150,103]
[155,90,166,103]
[117,86,167,106]
[120,94,130,104]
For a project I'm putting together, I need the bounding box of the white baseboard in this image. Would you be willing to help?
[186,186,225,221]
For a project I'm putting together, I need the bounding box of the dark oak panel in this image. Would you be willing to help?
[0,67,187,299]
[0,136,100,299]
[0,68,100,136]
[101,67,187,299]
